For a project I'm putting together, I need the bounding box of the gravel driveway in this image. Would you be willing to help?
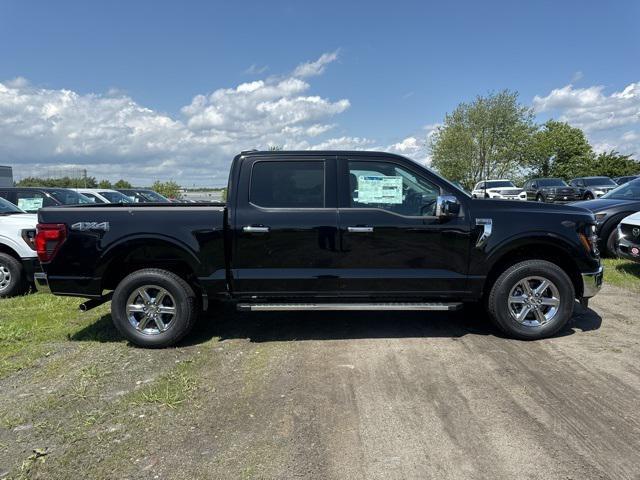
[1,284,639,479]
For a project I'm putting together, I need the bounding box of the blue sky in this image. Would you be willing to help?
[1,0,639,186]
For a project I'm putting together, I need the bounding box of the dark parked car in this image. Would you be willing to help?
[0,187,93,213]
[572,178,640,256]
[117,189,170,203]
[523,178,582,203]
[35,150,603,347]
[569,177,618,200]
[614,175,640,185]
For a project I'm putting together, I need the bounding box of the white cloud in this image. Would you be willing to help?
[292,50,339,78]
[244,64,268,75]
[0,51,386,186]
[533,82,640,156]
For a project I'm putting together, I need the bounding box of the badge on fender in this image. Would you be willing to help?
[70,222,110,232]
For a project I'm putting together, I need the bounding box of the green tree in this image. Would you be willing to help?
[526,120,594,179]
[16,176,97,188]
[113,179,132,189]
[98,179,112,189]
[430,90,535,189]
[151,180,182,199]
[589,150,639,178]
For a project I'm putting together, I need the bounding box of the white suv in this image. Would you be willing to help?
[617,212,640,263]
[0,197,38,297]
[472,180,527,201]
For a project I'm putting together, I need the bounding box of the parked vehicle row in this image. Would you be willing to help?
[0,197,37,298]
[0,187,170,213]
[34,150,604,347]
[474,176,629,203]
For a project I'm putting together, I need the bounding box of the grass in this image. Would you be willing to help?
[0,293,114,378]
[603,258,640,293]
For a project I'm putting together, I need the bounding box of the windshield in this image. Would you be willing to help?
[99,191,133,203]
[0,197,24,214]
[485,181,515,188]
[140,190,170,202]
[584,177,617,187]
[602,178,640,200]
[538,179,568,187]
[49,189,93,205]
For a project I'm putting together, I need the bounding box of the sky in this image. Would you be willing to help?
[0,0,639,186]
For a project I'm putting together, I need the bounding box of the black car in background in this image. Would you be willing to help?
[116,189,170,203]
[0,187,93,213]
[523,178,581,203]
[572,178,640,256]
[614,175,639,185]
[569,176,618,200]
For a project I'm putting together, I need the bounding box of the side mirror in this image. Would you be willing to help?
[436,195,460,218]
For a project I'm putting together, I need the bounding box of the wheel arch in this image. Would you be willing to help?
[0,243,21,261]
[483,240,584,300]
[99,237,203,294]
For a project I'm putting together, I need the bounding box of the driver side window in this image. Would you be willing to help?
[347,161,440,216]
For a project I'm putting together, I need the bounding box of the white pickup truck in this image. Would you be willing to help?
[0,197,38,297]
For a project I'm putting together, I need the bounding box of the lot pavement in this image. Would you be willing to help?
[1,284,639,479]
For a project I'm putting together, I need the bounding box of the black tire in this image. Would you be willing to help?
[584,192,594,200]
[487,260,575,340]
[0,252,26,298]
[111,268,197,348]
[536,194,545,203]
[605,228,619,257]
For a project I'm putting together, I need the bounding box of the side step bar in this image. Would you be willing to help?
[237,302,463,312]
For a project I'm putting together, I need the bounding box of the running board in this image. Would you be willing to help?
[237,302,463,312]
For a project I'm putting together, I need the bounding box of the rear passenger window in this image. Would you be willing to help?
[250,161,325,208]
[15,191,54,212]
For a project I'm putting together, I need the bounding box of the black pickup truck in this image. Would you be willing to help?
[35,151,603,347]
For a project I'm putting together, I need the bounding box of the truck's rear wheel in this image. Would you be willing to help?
[487,260,574,340]
[111,268,197,348]
[0,253,26,298]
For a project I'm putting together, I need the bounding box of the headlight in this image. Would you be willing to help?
[21,229,37,251]
[579,224,599,256]
[594,212,607,223]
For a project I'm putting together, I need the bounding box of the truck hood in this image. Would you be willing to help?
[0,213,38,230]
[472,198,593,217]
[622,211,640,226]
[569,198,638,212]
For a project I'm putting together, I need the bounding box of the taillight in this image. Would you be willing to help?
[35,223,67,263]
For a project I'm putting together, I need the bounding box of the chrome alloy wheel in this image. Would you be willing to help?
[508,276,561,327]
[0,264,11,292]
[126,285,177,335]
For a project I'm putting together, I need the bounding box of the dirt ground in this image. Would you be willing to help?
[1,284,639,479]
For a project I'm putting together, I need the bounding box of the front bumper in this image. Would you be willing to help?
[34,272,50,293]
[617,237,640,263]
[581,266,604,298]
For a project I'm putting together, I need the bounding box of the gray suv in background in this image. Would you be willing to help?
[569,176,618,200]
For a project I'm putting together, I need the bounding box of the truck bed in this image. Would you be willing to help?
[38,203,228,298]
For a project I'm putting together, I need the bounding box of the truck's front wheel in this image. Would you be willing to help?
[111,269,197,348]
[487,260,575,340]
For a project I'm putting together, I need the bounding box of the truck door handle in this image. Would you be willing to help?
[243,225,270,233]
[347,226,374,233]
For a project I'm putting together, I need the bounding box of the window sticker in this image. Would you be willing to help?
[17,197,44,211]
[356,175,403,204]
